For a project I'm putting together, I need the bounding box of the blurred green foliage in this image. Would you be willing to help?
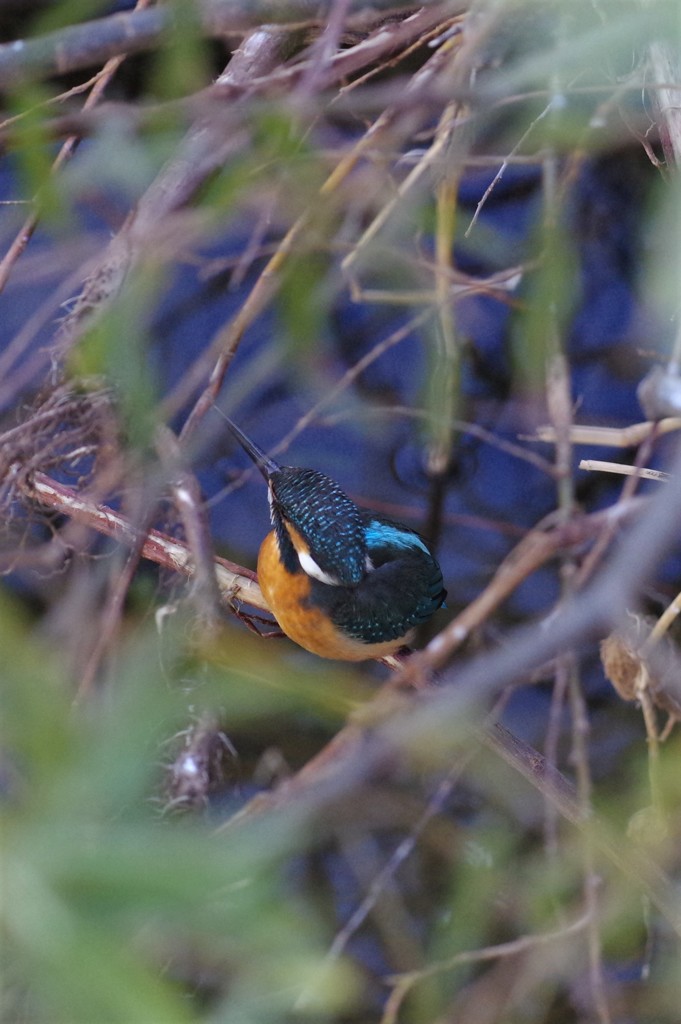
[0,595,361,1022]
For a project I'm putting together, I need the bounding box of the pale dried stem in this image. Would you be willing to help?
[535,418,681,447]
[580,460,670,482]
[575,427,659,590]
[645,590,681,647]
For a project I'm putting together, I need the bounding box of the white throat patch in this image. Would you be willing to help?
[297,548,342,586]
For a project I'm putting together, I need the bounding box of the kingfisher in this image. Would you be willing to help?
[225,419,446,662]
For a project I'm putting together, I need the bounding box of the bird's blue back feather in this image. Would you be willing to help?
[364,519,430,555]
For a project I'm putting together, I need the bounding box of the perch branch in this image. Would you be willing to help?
[18,470,266,612]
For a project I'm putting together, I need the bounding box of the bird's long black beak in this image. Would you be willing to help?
[224,417,280,480]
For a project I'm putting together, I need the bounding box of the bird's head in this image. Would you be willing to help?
[226,418,366,586]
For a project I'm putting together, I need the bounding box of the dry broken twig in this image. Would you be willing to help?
[580,459,670,482]
[534,417,681,447]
